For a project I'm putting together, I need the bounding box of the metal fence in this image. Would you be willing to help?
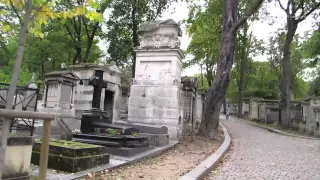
[0,83,40,136]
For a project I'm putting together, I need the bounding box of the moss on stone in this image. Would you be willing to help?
[34,139,97,149]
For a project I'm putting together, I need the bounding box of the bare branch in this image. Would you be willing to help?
[9,0,22,25]
[277,0,289,14]
[82,17,91,39]
[297,2,320,23]
[231,0,264,34]
[290,0,296,15]
[64,24,77,44]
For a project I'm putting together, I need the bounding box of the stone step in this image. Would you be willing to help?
[72,134,150,148]
[104,146,154,157]
[140,133,169,147]
[114,120,168,134]
[92,122,140,135]
[72,138,122,147]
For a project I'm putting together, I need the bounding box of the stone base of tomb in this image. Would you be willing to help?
[31,139,110,173]
[2,136,33,180]
[127,84,183,140]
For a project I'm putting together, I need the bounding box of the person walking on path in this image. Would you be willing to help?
[226,109,229,120]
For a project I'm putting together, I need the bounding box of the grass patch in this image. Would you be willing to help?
[35,139,97,149]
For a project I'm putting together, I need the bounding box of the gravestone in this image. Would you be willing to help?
[302,96,320,136]
[36,70,79,140]
[127,19,184,140]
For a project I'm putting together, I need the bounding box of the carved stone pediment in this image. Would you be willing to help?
[138,34,181,49]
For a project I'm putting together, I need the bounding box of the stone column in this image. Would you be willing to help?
[55,81,62,108]
[127,19,184,140]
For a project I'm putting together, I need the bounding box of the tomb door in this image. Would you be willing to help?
[104,90,114,120]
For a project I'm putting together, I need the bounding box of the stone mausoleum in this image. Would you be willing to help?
[127,19,185,140]
[37,64,123,134]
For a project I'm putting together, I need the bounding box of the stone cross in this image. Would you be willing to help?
[89,70,108,109]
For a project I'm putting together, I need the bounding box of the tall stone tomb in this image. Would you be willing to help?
[128,19,184,140]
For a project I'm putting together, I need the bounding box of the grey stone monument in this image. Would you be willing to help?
[127,19,184,140]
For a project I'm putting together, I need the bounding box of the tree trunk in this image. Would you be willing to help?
[237,27,250,118]
[237,55,246,118]
[41,62,45,81]
[280,18,297,129]
[0,0,32,177]
[83,22,99,63]
[223,98,227,114]
[131,0,138,78]
[197,0,238,139]
[73,47,82,64]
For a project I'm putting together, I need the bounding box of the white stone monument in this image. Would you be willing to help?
[37,70,78,115]
[127,19,184,140]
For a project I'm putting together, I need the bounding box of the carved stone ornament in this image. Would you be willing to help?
[172,79,179,85]
[131,79,137,85]
[138,34,181,49]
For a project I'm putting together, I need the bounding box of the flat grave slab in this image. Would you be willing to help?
[31,139,110,173]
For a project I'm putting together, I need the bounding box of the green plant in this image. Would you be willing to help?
[106,128,120,136]
[132,132,140,137]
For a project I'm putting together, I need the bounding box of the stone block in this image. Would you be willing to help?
[114,121,169,134]
[140,133,169,147]
[104,146,153,157]
[31,140,110,173]
[3,136,33,180]
[298,123,306,133]
[130,86,146,97]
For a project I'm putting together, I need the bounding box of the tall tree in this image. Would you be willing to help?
[0,0,103,176]
[276,0,320,128]
[197,0,264,138]
[186,0,223,86]
[55,0,109,64]
[106,0,174,77]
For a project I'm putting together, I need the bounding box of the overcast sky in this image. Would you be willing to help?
[101,1,318,77]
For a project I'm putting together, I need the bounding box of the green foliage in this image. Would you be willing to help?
[106,128,120,136]
[227,61,280,102]
[194,73,210,91]
[132,132,140,137]
[105,0,175,68]
[186,0,223,85]
[310,75,320,96]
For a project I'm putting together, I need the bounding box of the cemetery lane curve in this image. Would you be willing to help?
[210,116,320,180]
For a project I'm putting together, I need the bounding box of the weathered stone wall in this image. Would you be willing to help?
[249,99,259,120]
[128,80,183,140]
[195,93,204,126]
[302,97,320,136]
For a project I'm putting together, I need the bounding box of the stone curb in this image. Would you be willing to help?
[233,116,320,140]
[178,122,231,180]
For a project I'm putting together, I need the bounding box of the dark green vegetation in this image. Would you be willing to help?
[34,139,97,149]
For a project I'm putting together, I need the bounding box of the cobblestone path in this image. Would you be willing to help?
[210,117,320,180]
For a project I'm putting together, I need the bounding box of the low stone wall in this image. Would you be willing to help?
[2,136,33,180]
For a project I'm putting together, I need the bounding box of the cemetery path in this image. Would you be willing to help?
[88,133,223,180]
[209,116,320,180]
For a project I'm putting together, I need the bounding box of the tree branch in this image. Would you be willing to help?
[297,2,320,23]
[64,24,77,44]
[231,0,264,34]
[82,17,90,39]
[9,0,22,25]
[277,0,289,14]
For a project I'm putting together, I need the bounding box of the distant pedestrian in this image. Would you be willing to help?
[226,109,229,120]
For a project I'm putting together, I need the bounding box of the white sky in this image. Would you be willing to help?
[100,1,318,77]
